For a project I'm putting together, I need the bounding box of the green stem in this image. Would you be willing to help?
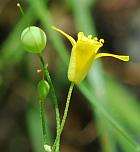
[40,99,49,145]
[52,82,75,152]
[38,54,60,151]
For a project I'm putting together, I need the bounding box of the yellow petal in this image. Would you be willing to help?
[95,53,129,61]
[51,26,76,46]
[68,36,104,84]
[68,45,96,84]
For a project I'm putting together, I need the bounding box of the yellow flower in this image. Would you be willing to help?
[52,26,129,84]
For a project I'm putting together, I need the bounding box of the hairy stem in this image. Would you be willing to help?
[52,82,74,152]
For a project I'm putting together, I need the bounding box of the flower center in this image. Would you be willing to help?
[77,32,104,47]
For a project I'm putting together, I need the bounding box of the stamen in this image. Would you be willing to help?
[99,39,104,44]
[88,35,92,39]
[78,32,84,40]
[93,37,98,41]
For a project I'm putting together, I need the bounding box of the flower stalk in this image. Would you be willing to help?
[38,54,60,151]
[52,82,75,152]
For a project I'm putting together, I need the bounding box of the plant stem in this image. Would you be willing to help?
[38,54,60,151]
[40,99,49,145]
[52,82,75,152]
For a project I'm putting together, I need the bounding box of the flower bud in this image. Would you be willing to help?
[21,26,47,53]
[37,80,50,100]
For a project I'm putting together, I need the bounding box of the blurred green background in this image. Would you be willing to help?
[0,0,140,152]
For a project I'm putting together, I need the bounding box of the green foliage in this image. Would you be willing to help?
[26,105,44,152]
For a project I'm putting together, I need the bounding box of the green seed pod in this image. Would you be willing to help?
[37,80,50,100]
[21,26,47,53]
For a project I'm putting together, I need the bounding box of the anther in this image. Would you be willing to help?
[99,39,104,44]
[78,32,84,40]
[93,37,98,41]
[88,35,92,39]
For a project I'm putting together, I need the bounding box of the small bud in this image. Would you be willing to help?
[44,144,52,152]
[37,80,50,100]
[21,26,47,53]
